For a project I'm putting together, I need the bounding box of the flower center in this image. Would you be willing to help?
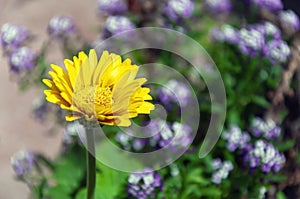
[73,85,113,112]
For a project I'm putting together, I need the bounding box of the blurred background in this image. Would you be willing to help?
[0,1,100,198]
[1,0,300,198]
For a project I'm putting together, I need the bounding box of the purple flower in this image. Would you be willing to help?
[279,10,300,31]
[103,16,135,38]
[32,98,49,122]
[211,24,239,44]
[266,39,290,63]
[250,117,281,139]
[9,47,37,72]
[128,168,163,199]
[158,80,191,108]
[1,23,29,50]
[211,159,233,184]
[115,120,192,153]
[244,140,285,173]
[47,16,75,39]
[164,0,194,23]
[115,130,147,151]
[222,125,251,151]
[11,150,35,177]
[238,28,266,56]
[250,0,283,11]
[204,0,232,14]
[97,0,127,15]
[149,120,192,149]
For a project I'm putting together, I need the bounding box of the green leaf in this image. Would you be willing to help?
[277,191,287,199]
[75,163,128,199]
[95,162,128,199]
[252,95,270,108]
[277,140,295,152]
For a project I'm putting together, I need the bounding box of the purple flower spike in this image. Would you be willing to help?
[204,0,232,14]
[128,168,163,199]
[11,150,35,177]
[9,47,37,73]
[1,23,29,50]
[98,0,128,15]
[279,10,300,32]
[164,0,194,23]
[103,16,135,38]
[47,16,75,39]
[250,0,283,11]
[222,125,250,151]
[266,39,290,63]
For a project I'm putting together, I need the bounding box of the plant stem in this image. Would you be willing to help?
[86,128,96,199]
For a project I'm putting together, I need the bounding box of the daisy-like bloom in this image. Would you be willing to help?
[43,49,154,126]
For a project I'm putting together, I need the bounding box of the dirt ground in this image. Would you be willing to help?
[0,0,101,198]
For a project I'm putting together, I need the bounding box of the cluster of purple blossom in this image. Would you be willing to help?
[98,0,196,38]
[1,23,36,73]
[164,0,195,24]
[212,21,292,63]
[127,168,163,199]
[98,0,135,38]
[47,16,75,39]
[1,16,75,73]
[222,117,285,173]
[204,0,232,14]
[250,0,283,11]
[250,117,281,139]
[11,150,36,178]
[115,119,192,152]
[245,140,285,173]
[158,79,192,109]
[211,158,234,184]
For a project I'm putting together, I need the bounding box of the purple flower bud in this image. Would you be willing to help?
[9,47,37,72]
[98,0,128,15]
[103,16,135,38]
[266,39,290,63]
[11,150,35,177]
[279,10,300,31]
[238,28,266,56]
[128,168,163,199]
[164,0,194,23]
[1,23,29,50]
[47,16,75,39]
[204,0,232,14]
[250,0,283,11]
[222,125,250,151]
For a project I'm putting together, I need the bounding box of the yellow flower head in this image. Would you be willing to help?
[43,49,154,126]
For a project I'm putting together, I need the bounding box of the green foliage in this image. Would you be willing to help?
[43,145,86,199]
[75,162,128,199]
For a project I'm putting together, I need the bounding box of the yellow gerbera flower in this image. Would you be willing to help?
[43,49,154,126]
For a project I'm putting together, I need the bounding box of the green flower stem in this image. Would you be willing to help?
[86,128,96,199]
